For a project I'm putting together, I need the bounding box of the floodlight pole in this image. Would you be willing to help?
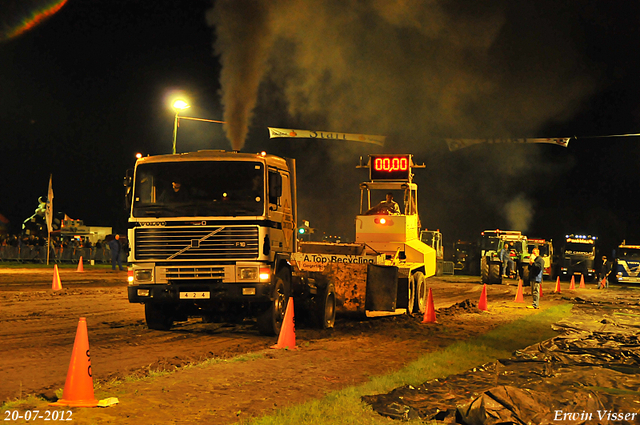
[170,98,225,154]
[172,110,180,155]
[172,115,227,154]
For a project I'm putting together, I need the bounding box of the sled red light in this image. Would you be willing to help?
[374,217,390,225]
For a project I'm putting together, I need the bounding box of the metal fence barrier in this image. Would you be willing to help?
[0,245,127,264]
[443,261,455,275]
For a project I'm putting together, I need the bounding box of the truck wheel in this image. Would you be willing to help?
[481,257,489,283]
[406,277,415,315]
[411,272,427,314]
[256,272,288,336]
[145,303,175,331]
[311,283,336,329]
[489,263,501,284]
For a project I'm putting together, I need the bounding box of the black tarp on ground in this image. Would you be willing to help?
[362,296,640,424]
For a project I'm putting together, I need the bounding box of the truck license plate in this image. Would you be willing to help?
[179,291,210,299]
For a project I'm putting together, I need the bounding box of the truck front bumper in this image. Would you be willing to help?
[128,282,272,304]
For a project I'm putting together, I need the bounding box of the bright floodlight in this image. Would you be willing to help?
[173,100,190,110]
[172,100,190,154]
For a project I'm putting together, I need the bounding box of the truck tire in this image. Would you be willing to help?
[489,263,501,284]
[482,257,501,284]
[310,283,336,329]
[406,277,415,315]
[481,257,489,284]
[145,303,175,331]
[256,271,288,336]
[411,271,427,314]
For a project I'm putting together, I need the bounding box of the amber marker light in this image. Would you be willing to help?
[259,266,271,281]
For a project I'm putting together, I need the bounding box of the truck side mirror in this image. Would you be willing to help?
[124,169,133,187]
[268,171,282,204]
[124,169,133,211]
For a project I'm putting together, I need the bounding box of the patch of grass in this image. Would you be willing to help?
[242,304,573,425]
[193,352,266,368]
[0,395,43,411]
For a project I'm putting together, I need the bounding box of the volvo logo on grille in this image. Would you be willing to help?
[191,239,200,248]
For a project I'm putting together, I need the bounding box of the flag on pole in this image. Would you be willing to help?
[446,137,571,151]
[46,174,54,233]
[268,127,385,146]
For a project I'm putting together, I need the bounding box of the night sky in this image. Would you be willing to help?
[2,0,640,257]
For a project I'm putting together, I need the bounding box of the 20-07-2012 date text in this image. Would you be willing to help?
[4,410,72,421]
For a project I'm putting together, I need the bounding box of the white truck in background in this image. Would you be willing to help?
[615,241,640,283]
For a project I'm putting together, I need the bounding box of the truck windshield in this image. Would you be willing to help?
[564,242,594,257]
[480,237,499,251]
[528,244,550,256]
[619,247,640,259]
[132,161,264,218]
[506,242,523,253]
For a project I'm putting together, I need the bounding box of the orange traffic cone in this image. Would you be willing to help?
[514,280,524,303]
[77,257,84,272]
[554,276,561,293]
[569,276,575,290]
[599,277,607,289]
[421,288,437,323]
[478,284,488,311]
[52,264,62,291]
[579,275,586,289]
[50,318,99,407]
[271,298,297,350]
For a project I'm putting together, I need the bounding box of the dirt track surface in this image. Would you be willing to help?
[0,268,605,424]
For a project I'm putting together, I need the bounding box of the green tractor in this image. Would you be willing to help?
[479,230,530,284]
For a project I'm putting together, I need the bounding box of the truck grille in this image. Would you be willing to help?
[135,226,259,260]
[164,266,226,280]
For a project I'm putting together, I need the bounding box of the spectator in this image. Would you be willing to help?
[108,234,124,271]
[527,248,545,309]
[598,256,612,289]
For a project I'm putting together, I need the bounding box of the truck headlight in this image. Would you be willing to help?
[238,267,258,280]
[135,269,153,282]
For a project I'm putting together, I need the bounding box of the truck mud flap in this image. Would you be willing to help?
[365,264,398,312]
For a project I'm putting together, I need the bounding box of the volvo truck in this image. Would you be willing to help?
[125,150,302,335]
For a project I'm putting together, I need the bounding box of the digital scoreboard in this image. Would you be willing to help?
[369,154,411,181]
